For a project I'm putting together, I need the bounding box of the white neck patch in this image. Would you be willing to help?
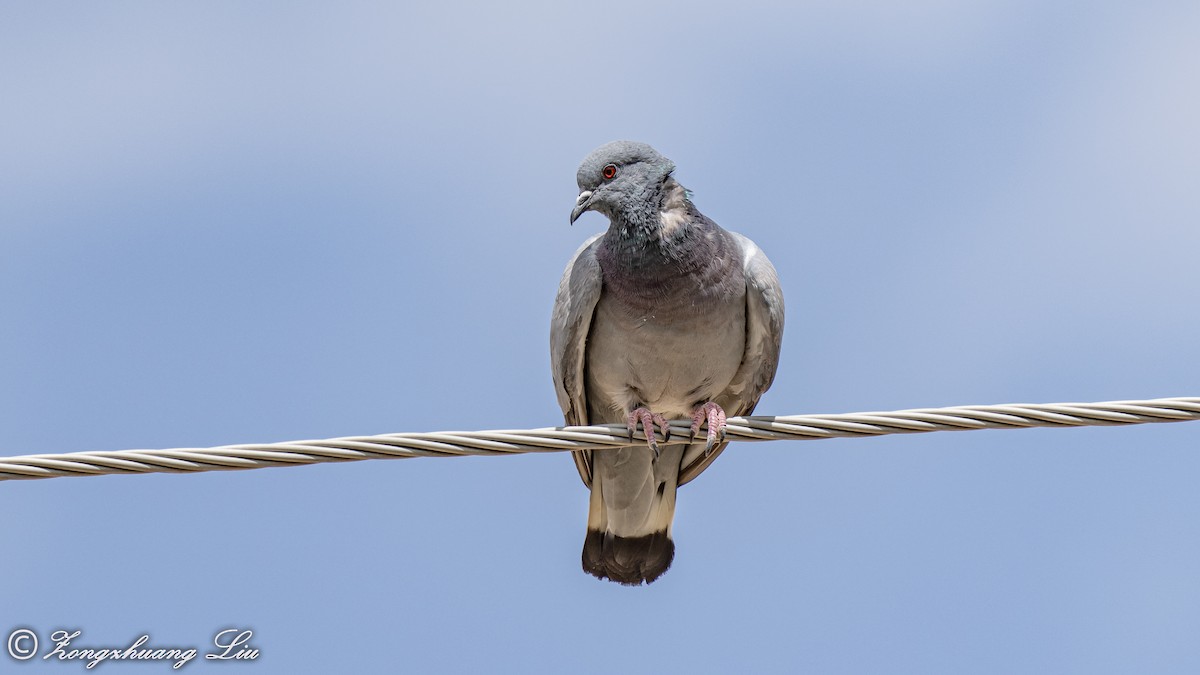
[657,179,689,238]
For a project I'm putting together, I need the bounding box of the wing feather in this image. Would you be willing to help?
[550,234,605,487]
[679,232,785,486]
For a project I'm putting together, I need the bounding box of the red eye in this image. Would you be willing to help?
[602,164,617,180]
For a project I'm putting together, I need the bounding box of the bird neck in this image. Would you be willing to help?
[597,179,724,310]
[605,177,690,244]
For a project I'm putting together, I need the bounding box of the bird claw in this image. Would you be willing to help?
[627,407,670,458]
[690,402,727,457]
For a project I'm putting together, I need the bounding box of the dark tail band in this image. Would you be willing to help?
[582,529,675,586]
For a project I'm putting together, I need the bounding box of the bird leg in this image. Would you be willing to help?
[690,401,728,456]
[626,407,670,457]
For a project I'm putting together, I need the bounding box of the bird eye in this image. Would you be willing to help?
[602,164,617,180]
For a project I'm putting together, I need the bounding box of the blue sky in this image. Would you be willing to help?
[2,1,1198,673]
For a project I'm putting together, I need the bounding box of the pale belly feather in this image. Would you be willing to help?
[584,291,746,421]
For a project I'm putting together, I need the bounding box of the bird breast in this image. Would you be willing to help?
[585,262,747,421]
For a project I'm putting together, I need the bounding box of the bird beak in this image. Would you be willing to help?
[570,190,593,225]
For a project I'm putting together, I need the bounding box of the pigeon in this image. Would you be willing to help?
[550,141,785,585]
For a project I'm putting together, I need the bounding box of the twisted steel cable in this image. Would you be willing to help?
[1,397,1197,482]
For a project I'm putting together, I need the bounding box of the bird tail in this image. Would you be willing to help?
[582,529,675,586]
[581,444,684,585]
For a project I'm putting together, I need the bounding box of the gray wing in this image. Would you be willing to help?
[550,233,604,487]
[678,231,785,486]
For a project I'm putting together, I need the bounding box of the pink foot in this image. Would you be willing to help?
[690,402,727,456]
[626,407,671,457]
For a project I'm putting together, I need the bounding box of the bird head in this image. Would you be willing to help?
[570,141,677,225]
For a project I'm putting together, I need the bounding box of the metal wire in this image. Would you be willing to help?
[1,396,1197,482]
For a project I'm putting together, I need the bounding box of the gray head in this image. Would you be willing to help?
[570,141,677,225]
